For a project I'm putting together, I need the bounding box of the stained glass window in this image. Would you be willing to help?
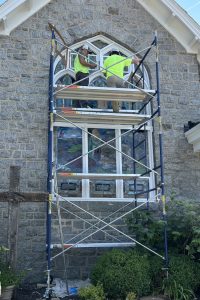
[57,127,82,173]
[88,128,116,174]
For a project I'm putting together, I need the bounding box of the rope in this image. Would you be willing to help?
[54,174,69,294]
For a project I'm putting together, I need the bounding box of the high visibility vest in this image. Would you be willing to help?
[103,55,132,79]
[74,52,89,74]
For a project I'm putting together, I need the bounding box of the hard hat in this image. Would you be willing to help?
[82,43,89,50]
[111,47,119,52]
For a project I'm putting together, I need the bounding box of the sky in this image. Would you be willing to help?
[175,0,200,24]
[0,0,199,25]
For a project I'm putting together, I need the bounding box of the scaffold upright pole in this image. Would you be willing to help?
[155,31,169,274]
[46,28,55,298]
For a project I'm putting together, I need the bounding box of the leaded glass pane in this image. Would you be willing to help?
[90,180,116,198]
[124,178,149,198]
[57,127,82,173]
[56,74,74,85]
[90,76,107,87]
[91,40,109,49]
[70,52,77,70]
[88,54,98,74]
[55,60,65,74]
[121,130,134,174]
[88,128,116,173]
[121,130,147,174]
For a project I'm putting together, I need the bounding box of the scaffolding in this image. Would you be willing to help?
[45,24,168,298]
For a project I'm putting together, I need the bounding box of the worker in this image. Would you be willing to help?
[74,44,97,108]
[102,49,140,112]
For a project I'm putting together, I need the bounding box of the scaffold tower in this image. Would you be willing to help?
[45,23,168,298]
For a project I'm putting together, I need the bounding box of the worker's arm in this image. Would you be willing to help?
[79,54,97,68]
[131,56,141,65]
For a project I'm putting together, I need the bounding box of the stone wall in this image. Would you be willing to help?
[0,0,200,281]
[0,195,133,281]
[0,0,199,197]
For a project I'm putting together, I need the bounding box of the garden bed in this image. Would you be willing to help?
[12,283,80,300]
[0,285,15,300]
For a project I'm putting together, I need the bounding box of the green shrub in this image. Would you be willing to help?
[126,208,165,252]
[78,283,105,300]
[91,249,152,299]
[149,254,200,297]
[162,278,195,300]
[168,255,200,293]
[0,246,24,288]
[126,291,137,300]
[126,198,200,259]
[148,255,164,291]
[0,263,23,288]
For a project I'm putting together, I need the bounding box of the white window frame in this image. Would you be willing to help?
[55,122,155,202]
[53,35,155,202]
[53,34,150,89]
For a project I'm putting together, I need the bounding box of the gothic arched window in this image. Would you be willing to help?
[54,34,150,90]
[54,35,155,202]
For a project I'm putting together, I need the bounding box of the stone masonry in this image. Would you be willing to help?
[0,0,200,280]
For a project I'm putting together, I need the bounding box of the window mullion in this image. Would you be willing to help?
[115,129,123,199]
[82,126,89,198]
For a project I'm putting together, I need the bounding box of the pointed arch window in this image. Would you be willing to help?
[54,34,150,90]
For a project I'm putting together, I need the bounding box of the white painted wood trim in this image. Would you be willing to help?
[136,0,200,63]
[115,129,123,198]
[185,123,200,152]
[0,0,51,35]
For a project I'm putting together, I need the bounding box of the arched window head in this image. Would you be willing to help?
[54,34,150,89]
[55,73,74,86]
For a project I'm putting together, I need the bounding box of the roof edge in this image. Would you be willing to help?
[0,0,51,36]
[137,0,200,63]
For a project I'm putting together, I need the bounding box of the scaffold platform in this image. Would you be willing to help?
[55,108,150,125]
[57,172,141,180]
[55,85,155,102]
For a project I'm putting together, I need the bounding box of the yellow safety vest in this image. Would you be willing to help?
[74,53,89,74]
[103,55,132,79]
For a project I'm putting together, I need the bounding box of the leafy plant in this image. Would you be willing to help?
[91,249,152,299]
[126,198,200,259]
[126,291,137,300]
[148,255,164,292]
[168,255,200,294]
[0,245,24,288]
[78,283,105,300]
[126,208,165,252]
[0,263,23,288]
[162,278,195,300]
